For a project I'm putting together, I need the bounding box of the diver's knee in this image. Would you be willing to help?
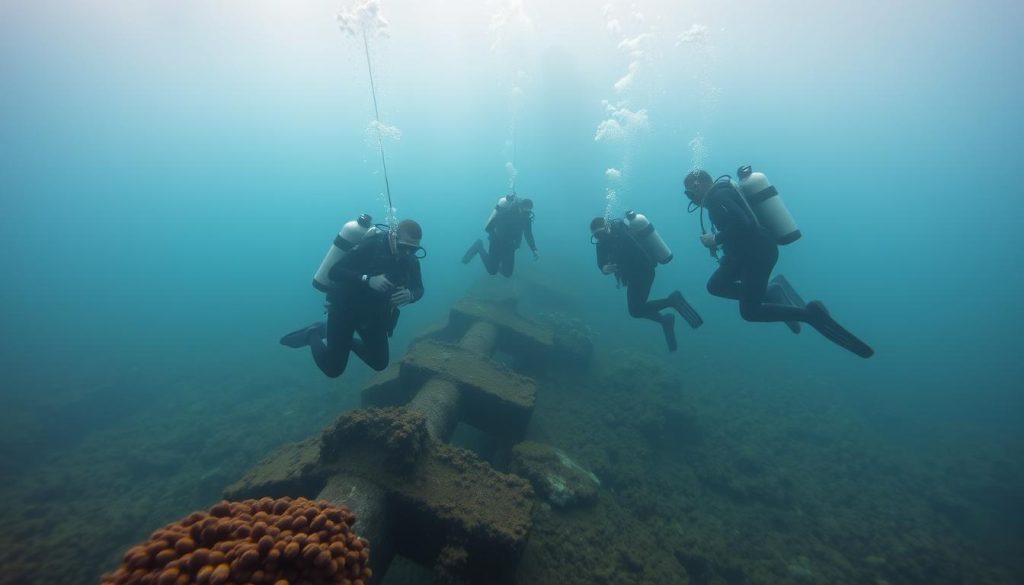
[738,302,759,322]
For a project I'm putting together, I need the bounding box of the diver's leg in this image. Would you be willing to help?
[481,239,500,275]
[626,273,678,351]
[310,308,355,378]
[353,325,390,371]
[499,245,515,278]
[706,256,744,300]
[737,246,810,323]
[627,271,666,322]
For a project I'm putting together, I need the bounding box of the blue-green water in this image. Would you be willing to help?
[1,1,1021,583]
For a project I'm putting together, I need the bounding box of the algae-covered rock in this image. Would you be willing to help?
[511,441,600,508]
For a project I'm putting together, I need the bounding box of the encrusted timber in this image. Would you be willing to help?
[223,408,534,585]
[362,446,532,585]
[407,296,596,376]
[317,408,533,584]
[361,340,535,443]
[450,297,555,360]
[223,437,327,501]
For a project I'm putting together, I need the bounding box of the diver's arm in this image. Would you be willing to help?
[706,195,751,247]
[523,215,537,252]
[596,243,608,272]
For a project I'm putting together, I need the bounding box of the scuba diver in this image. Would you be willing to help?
[279,218,426,378]
[591,214,703,352]
[462,194,538,277]
[683,167,874,358]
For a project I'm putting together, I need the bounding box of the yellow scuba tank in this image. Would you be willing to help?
[312,213,374,291]
[737,165,801,245]
[624,210,673,264]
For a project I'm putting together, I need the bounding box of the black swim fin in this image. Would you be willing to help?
[669,291,704,329]
[771,274,806,307]
[660,313,678,352]
[279,321,326,348]
[805,301,874,359]
[462,239,483,264]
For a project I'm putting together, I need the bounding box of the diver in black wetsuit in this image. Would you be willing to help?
[280,219,426,377]
[683,170,873,358]
[591,216,703,352]
[462,196,538,277]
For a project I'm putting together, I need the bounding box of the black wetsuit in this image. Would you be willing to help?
[596,221,674,322]
[310,233,424,378]
[478,206,536,277]
[705,180,807,323]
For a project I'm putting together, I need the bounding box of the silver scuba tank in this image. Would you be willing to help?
[624,210,673,264]
[312,213,373,291]
[737,165,801,245]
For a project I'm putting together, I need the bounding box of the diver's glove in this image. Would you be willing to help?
[368,274,393,292]
[602,264,618,275]
[390,287,413,307]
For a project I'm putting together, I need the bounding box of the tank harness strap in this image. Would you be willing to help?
[745,184,779,205]
[334,234,357,251]
[619,218,657,265]
[713,177,761,228]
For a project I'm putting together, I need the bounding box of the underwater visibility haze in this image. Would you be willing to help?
[0,0,1022,583]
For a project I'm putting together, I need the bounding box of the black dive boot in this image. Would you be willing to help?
[279,322,326,348]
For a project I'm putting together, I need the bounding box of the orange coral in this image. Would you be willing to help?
[100,497,372,585]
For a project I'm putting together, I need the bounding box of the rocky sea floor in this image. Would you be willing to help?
[0,352,363,585]
[514,348,1022,584]
[0,340,1020,584]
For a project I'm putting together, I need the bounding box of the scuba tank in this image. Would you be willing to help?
[312,213,374,292]
[624,210,673,264]
[736,165,801,245]
[484,193,517,232]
